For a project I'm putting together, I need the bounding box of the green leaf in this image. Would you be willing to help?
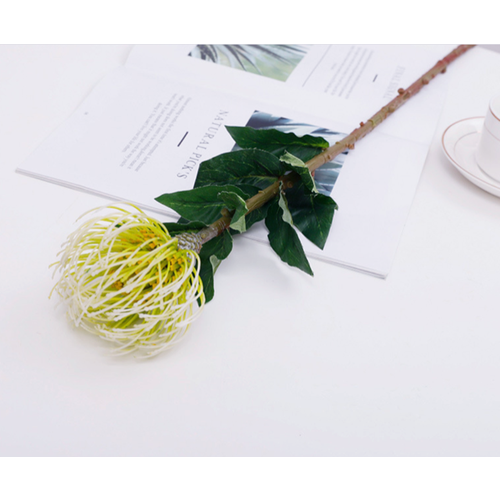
[245,202,271,231]
[161,220,206,235]
[198,229,233,303]
[194,149,287,191]
[280,151,317,193]
[217,190,247,233]
[265,193,313,276]
[226,126,329,162]
[194,148,289,232]
[285,181,338,250]
[155,185,247,225]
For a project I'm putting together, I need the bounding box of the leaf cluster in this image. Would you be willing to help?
[155,126,338,302]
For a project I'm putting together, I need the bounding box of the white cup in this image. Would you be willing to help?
[476,92,500,181]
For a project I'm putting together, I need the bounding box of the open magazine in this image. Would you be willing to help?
[17,44,454,277]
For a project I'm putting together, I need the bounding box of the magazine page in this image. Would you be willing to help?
[16,45,452,277]
[124,44,455,276]
[126,44,454,146]
[17,67,255,203]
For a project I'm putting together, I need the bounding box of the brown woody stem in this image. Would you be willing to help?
[198,44,475,246]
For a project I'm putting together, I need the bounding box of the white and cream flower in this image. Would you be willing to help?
[51,204,205,357]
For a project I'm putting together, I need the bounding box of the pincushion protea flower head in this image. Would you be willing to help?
[51,204,205,357]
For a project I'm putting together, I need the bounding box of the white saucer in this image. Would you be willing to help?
[442,116,500,197]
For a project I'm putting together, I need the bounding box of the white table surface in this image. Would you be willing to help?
[1,45,500,457]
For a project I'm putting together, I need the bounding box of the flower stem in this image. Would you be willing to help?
[198,44,475,245]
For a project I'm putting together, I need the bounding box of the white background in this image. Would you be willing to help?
[2,44,500,465]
